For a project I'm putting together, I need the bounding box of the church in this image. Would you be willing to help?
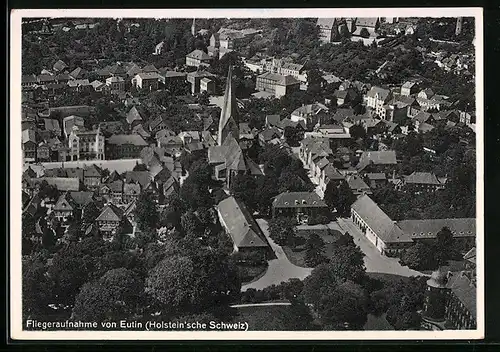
[208,66,262,188]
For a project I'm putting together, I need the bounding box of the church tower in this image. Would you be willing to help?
[456,17,463,36]
[218,66,240,146]
[191,18,196,37]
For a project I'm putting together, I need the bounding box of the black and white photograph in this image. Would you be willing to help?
[10,8,483,340]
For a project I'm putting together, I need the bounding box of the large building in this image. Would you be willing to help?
[185,49,212,68]
[351,194,413,256]
[216,196,270,254]
[105,134,148,159]
[208,66,262,188]
[67,126,105,161]
[272,192,329,224]
[365,86,393,118]
[256,72,301,98]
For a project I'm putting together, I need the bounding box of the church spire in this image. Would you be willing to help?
[218,65,240,146]
[191,18,196,36]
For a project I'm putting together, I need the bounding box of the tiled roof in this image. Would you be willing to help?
[187,49,211,61]
[356,17,379,28]
[22,129,36,144]
[84,164,103,178]
[324,164,345,180]
[42,118,61,132]
[356,150,397,170]
[351,195,412,244]
[404,172,441,185]
[142,64,159,73]
[346,175,371,191]
[96,203,124,222]
[365,173,386,180]
[34,177,80,191]
[273,192,327,208]
[396,218,476,239]
[217,197,269,249]
[413,111,433,124]
[124,171,151,190]
[464,247,476,264]
[68,191,95,207]
[366,86,391,101]
[108,134,148,146]
[126,106,145,125]
[446,271,476,318]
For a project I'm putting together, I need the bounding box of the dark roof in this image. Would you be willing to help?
[396,218,476,239]
[404,172,441,185]
[273,192,327,208]
[126,106,145,125]
[365,172,386,180]
[96,203,124,222]
[351,195,412,244]
[366,86,391,101]
[124,171,151,190]
[446,272,476,319]
[217,197,269,248]
[187,49,211,61]
[347,175,371,191]
[356,150,397,170]
[107,134,148,146]
[32,177,80,191]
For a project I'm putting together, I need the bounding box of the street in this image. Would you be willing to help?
[241,219,313,291]
[337,217,425,277]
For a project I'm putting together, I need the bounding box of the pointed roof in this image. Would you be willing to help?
[218,66,239,145]
[126,106,145,125]
[217,197,269,248]
[96,203,124,222]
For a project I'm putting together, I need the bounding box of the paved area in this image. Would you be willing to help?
[337,218,425,277]
[241,219,313,292]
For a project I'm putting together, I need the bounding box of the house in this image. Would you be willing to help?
[316,18,341,44]
[291,103,329,124]
[402,172,445,192]
[401,81,418,96]
[397,218,475,250]
[22,74,38,87]
[54,73,71,84]
[272,192,329,223]
[123,182,141,204]
[36,142,50,162]
[187,70,216,94]
[444,270,477,330]
[178,131,201,145]
[106,76,125,91]
[126,106,147,127]
[39,118,62,138]
[68,79,92,92]
[351,194,413,256]
[262,58,307,83]
[95,203,131,238]
[256,72,300,98]
[52,191,95,222]
[217,196,270,254]
[364,173,387,189]
[67,127,105,161]
[99,180,124,205]
[259,127,282,146]
[83,164,103,189]
[157,135,184,155]
[333,88,359,107]
[353,17,380,37]
[69,67,87,80]
[123,171,152,191]
[22,129,37,162]
[159,70,187,85]
[200,77,216,94]
[132,72,161,90]
[319,164,345,195]
[346,175,372,195]
[356,150,397,173]
[365,86,393,118]
[106,134,148,159]
[185,49,212,68]
[31,177,81,192]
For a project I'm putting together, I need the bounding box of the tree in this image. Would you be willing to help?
[400,242,438,271]
[135,191,159,231]
[349,124,366,141]
[22,255,54,319]
[303,265,368,330]
[284,126,304,147]
[180,210,202,238]
[435,226,455,266]
[229,174,258,211]
[304,233,328,267]
[359,28,370,38]
[82,202,101,225]
[323,182,339,210]
[197,91,210,106]
[268,217,297,246]
[72,268,144,322]
[329,241,366,283]
[335,181,356,217]
[146,251,240,314]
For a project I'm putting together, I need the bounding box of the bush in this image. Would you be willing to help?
[233,251,267,266]
[307,214,331,226]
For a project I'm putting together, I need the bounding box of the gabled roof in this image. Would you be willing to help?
[187,49,211,61]
[324,164,345,181]
[356,150,397,170]
[366,86,391,101]
[413,111,433,124]
[134,72,161,80]
[95,203,124,222]
[346,175,371,191]
[273,192,327,208]
[69,67,87,79]
[68,191,95,207]
[464,247,476,264]
[42,118,61,132]
[54,193,75,211]
[404,172,441,185]
[351,194,412,244]
[355,17,379,28]
[124,171,151,190]
[34,177,80,191]
[22,129,37,144]
[126,106,145,125]
[53,59,68,72]
[365,172,386,180]
[141,64,159,73]
[446,272,476,319]
[217,197,269,249]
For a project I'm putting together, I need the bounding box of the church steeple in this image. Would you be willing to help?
[218,66,240,146]
[191,18,196,36]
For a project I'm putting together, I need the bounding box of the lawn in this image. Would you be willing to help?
[283,229,343,268]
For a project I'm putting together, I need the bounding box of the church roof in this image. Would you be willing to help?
[218,66,239,145]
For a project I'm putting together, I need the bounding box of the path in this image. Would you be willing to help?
[241,219,313,291]
[337,218,425,277]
